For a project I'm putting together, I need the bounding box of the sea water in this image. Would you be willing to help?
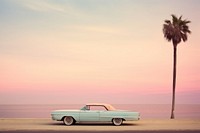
[0,104,200,119]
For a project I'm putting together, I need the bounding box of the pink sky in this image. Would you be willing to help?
[0,0,200,104]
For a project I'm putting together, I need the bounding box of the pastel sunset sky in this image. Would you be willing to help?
[0,0,200,104]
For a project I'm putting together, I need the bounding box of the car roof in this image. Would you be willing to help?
[86,103,111,106]
[85,103,116,111]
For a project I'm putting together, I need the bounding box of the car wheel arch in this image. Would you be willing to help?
[112,117,125,121]
[62,116,76,120]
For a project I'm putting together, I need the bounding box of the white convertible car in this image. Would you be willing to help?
[51,103,140,126]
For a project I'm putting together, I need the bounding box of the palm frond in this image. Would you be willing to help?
[181,33,187,42]
[171,14,178,24]
[165,20,171,24]
[179,15,182,20]
[184,20,191,24]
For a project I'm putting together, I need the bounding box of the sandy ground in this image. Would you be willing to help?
[0,118,200,131]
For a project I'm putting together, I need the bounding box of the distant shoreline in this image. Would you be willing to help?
[1,104,200,119]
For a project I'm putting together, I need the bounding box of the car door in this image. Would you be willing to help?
[79,110,100,122]
[99,110,113,122]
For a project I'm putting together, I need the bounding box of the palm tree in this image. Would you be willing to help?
[163,14,191,119]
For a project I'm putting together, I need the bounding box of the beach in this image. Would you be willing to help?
[0,118,200,132]
[1,104,200,132]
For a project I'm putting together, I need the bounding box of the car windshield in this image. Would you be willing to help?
[80,106,89,110]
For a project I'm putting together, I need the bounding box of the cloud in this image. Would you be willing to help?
[19,0,65,13]
[16,0,89,19]
[67,25,123,35]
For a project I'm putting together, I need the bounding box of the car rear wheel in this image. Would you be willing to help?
[112,118,123,126]
[63,116,74,126]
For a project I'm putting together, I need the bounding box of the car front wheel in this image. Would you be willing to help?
[112,118,123,126]
[63,116,74,126]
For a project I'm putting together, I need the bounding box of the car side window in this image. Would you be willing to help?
[89,106,107,111]
[85,105,90,110]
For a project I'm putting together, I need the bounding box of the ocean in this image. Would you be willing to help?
[0,104,200,119]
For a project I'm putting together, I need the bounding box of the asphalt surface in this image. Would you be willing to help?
[0,131,200,133]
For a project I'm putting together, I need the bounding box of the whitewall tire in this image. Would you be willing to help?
[63,116,74,126]
[112,118,123,126]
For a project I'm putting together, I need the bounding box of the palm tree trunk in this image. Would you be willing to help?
[171,43,177,119]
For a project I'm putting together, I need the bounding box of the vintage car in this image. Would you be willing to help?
[51,103,140,126]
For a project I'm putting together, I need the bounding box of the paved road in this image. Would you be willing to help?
[1,119,200,132]
[0,131,200,133]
